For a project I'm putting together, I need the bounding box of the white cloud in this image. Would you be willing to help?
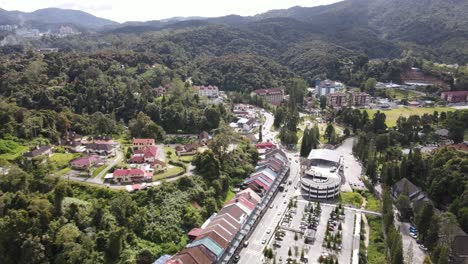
[1,0,343,23]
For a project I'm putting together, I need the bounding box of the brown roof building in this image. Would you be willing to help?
[441,91,468,103]
[254,88,284,106]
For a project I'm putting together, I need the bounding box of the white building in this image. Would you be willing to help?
[193,85,219,98]
[316,79,344,97]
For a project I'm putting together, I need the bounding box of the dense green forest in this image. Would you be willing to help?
[0,127,258,263]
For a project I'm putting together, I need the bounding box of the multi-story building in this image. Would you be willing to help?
[441,91,468,103]
[132,138,156,151]
[326,92,347,108]
[193,85,219,98]
[301,149,343,200]
[351,92,370,107]
[316,79,344,97]
[254,88,284,106]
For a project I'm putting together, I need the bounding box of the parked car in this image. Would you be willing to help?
[410,233,418,239]
[419,244,428,251]
[261,239,267,244]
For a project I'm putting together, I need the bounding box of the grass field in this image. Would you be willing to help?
[50,153,80,169]
[0,144,28,161]
[224,190,235,203]
[153,165,184,181]
[367,215,386,264]
[362,191,381,212]
[365,107,455,127]
[92,164,107,178]
[339,192,363,207]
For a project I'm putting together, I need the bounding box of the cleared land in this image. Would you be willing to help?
[50,153,80,169]
[365,107,455,127]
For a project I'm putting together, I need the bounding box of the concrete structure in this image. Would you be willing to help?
[441,91,468,103]
[254,88,284,106]
[301,149,343,199]
[351,92,370,107]
[316,79,344,97]
[132,138,156,150]
[326,92,347,108]
[193,85,219,98]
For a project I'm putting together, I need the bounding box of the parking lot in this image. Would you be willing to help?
[267,200,356,263]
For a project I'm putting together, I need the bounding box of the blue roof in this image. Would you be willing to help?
[187,237,224,256]
[152,255,172,264]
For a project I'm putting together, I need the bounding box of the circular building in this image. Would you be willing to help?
[301,168,341,199]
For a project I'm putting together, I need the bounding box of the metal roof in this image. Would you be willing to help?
[307,149,340,163]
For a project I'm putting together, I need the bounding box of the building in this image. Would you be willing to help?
[70,155,101,170]
[175,143,200,156]
[326,92,347,108]
[132,138,156,150]
[316,79,344,97]
[163,148,289,264]
[440,91,468,103]
[351,92,370,107]
[401,67,445,87]
[153,86,167,97]
[193,85,219,98]
[85,140,118,156]
[112,168,152,183]
[254,88,284,106]
[23,146,53,160]
[301,149,343,200]
[129,146,159,164]
[198,131,211,144]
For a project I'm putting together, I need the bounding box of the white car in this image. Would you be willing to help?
[267,229,271,234]
[410,233,418,239]
[419,244,428,251]
[261,239,267,244]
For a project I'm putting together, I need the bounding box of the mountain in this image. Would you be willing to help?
[0,7,118,31]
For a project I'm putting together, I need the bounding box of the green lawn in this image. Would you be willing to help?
[92,164,107,178]
[386,89,421,100]
[362,191,381,212]
[179,155,194,162]
[367,216,386,264]
[163,146,178,160]
[153,165,184,181]
[224,189,235,203]
[55,167,71,177]
[339,192,363,207]
[50,153,80,169]
[365,107,455,127]
[0,144,28,161]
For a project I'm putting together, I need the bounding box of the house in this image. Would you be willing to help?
[132,138,155,150]
[176,143,200,156]
[256,142,276,149]
[440,91,468,103]
[316,79,344,97]
[198,131,211,143]
[254,88,284,106]
[351,92,370,107]
[193,85,219,98]
[152,86,167,97]
[70,155,101,170]
[407,101,421,107]
[391,178,424,200]
[113,168,152,183]
[85,140,117,156]
[151,159,167,172]
[129,145,159,164]
[23,146,53,160]
[326,92,347,108]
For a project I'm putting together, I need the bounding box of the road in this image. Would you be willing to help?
[239,110,303,264]
[334,137,364,192]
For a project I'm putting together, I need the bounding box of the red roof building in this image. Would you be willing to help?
[129,146,159,164]
[256,142,276,149]
[441,91,468,103]
[113,169,152,183]
[132,138,156,150]
[70,155,101,170]
[254,88,284,106]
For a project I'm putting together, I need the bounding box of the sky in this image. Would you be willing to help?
[0,0,343,23]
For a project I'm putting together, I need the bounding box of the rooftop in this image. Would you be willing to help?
[308,149,341,164]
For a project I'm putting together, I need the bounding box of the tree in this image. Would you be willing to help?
[274,107,286,128]
[288,247,292,257]
[192,150,221,182]
[129,112,165,140]
[324,124,335,144]
[364,78,377,95]
[106,228,124,261]
[423,256,433,264]
[320,96,327,110]
[343,127,350,137]
[259,125,263,142]
[395,195,411,220]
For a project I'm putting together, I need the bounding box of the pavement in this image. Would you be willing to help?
[395,215,427,263]
[333,138,364,192]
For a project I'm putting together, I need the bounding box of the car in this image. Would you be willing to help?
[273,242,281,248]
[419,244,428,251]
[243,241,249,247]
[270,204,274,209]
[410,233,418,239]
[233,255,240,263]
[283,193,286,197]
[267,229,271,234]
[261,239,267,244]
[283,200,287,204]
